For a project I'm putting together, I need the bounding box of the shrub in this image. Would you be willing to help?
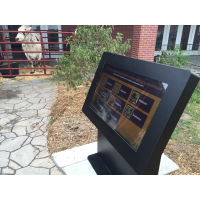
[157,45,192,68]
[53,25,132,92]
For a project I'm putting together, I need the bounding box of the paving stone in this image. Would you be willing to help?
[25,93,40,98]
[0,118,10,126]
[0,136,6,143]
[18,86,33,90]
[27,98,41,104]
[23,103,33,108]
[31,135,47,146]
[0,151,10,159]
[5,99,26,104]
[15,166,49,175]
[0,158,9,167]
[16,110,37,118]
[0,109,7,114]
[0,99,9,104]
[10,144,39,167]
[36,151,50,159]
[22,137,32,146]
[18,118,28,122]
[7,114,17,122]
[40,98,46,103]
[36,88,53,93]
[44,132,48,136]
[0,136,28,151]
[29,130,44,137]
[38,109,51,118]
[44,103,53,109]
[15,117,42,127]
[33,145,48,152]
[14,102,29,109]
[2,167,15,175]
[39,124,47,132]
[30,157,55,168]
[0,126,12,133]
[0,104,14,109]
[16,94,25,98]
[27,121,44,133]
[28,103,47,110]
[37,93,53,98]
[9,161,21,170]
[12,126,26,136]
[50,167,64,175]
[7,110,18,115]
[20,89,35,94]
[3,132,17,139]
[0,113,8,118]
[45,97,55,103]
[42,117,50,123]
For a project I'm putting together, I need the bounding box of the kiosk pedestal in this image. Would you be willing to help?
[88,131,138,175]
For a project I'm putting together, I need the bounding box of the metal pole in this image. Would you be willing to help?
[40,32,46,75]
[2,32,12,76]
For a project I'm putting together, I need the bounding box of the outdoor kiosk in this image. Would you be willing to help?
[82,52,200,175]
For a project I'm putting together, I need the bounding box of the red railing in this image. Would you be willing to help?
[0,30,74,77]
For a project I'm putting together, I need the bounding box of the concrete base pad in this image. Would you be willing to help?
[52,142,180,175]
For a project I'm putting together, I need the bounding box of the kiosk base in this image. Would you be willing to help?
[88,154,112,175]
[93,130,138,175]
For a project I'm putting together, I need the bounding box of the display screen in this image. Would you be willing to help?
[90,63,168,150]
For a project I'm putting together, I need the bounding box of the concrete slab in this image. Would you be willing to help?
[52,142,97,168]
[53,142,180,175]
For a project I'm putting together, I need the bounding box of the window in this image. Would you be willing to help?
[155,25,164,51]
[180,25,191,50]
[48,25,59,51]
[26,25,41,30]
[167,25,178,50]
[192,25,200,50]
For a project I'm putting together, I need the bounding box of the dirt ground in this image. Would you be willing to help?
[46,83,200,175]
[46,84,97,153]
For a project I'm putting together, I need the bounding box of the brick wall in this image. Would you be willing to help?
[61,25,158,61]
[111,25,134,57]
[131,25,158,62]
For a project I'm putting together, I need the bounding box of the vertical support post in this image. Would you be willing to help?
[48,32,51,59]
[162,25,171,50]
[3,32,12,76]
[175,25,184,46]
[131,25,158,62]
[187,25,196,51]
[40,32,46,75]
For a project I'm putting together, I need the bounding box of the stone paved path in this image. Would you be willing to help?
[0,79,63,175]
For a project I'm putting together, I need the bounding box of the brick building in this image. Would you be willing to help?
[1,25,200,64]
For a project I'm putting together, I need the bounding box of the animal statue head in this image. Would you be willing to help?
[15,25,32,42]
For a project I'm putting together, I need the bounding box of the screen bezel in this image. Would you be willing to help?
[82,52,194,174]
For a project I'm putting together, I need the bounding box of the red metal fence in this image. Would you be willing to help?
[0,30,74,77]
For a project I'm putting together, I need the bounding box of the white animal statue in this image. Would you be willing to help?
[15,25,43,74]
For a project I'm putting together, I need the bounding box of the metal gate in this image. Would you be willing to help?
[0,29,73,77]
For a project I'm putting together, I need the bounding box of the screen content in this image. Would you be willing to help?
[90,63,168,150]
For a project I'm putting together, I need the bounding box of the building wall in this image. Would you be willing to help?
[111,25,134,57]
[131,25,158,62]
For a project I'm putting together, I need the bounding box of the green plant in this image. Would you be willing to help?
[190,81,200,104]
[53,25,131,92]
[157,45,192,68]
[50,117,54,125]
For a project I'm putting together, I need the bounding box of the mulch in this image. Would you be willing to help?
[46,83,200,175]
[46,84,97,154]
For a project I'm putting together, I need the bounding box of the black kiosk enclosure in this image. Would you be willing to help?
[82,52,200,175]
